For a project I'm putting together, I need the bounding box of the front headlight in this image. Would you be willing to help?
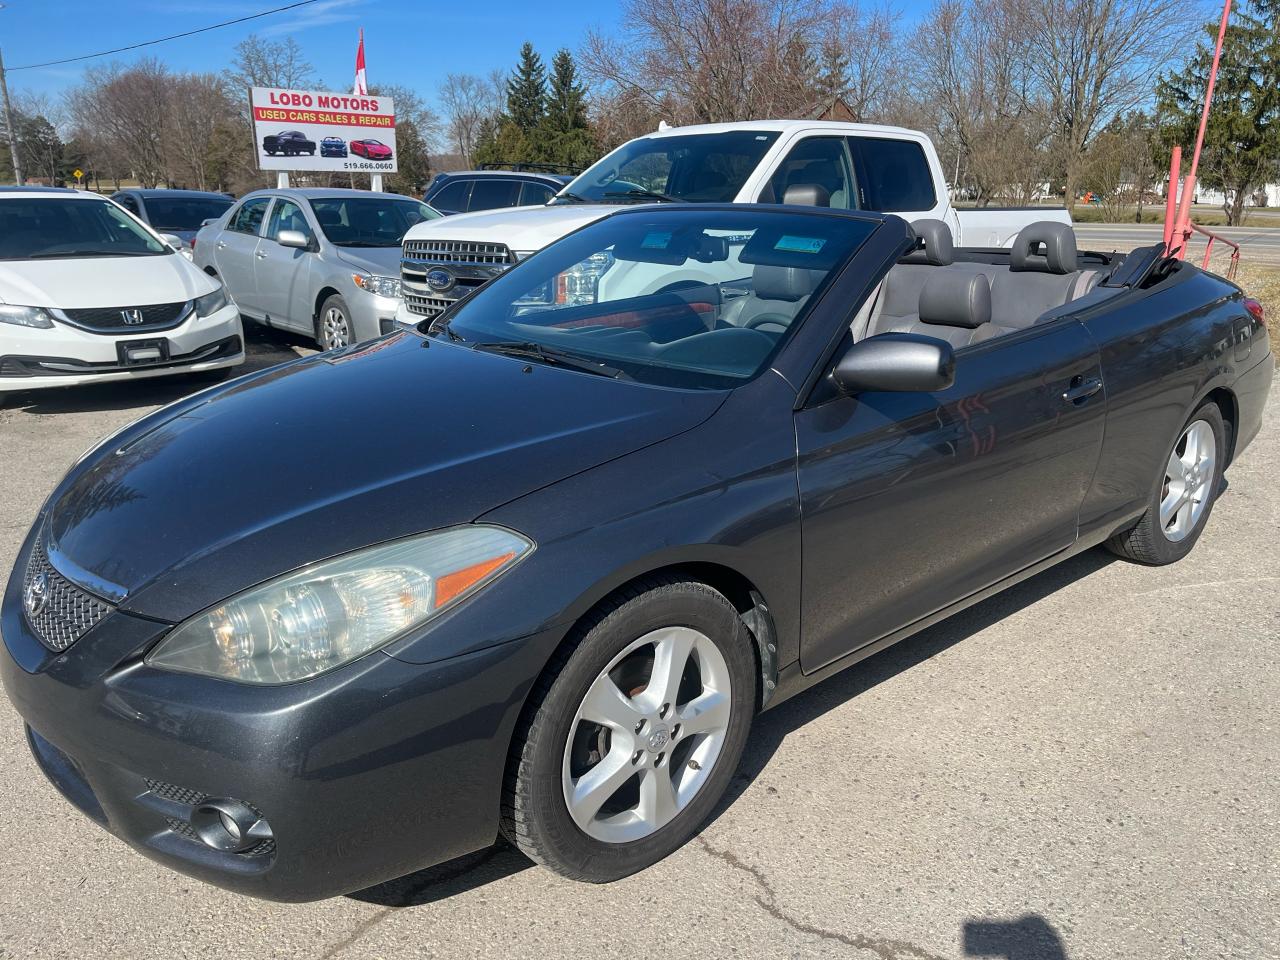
[0,304,55,329]
[145,525,532,684]
[557,251,614,306]
[353,273,402,298]
[194,286,228,317]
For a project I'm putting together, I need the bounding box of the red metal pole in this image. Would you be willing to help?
[1163,145,1181,248]
[1173,0,1233,258]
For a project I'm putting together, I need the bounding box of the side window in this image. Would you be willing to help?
[849,137,938,212]
[519,181,555,206]
[229,198,270,235]
[760,137,856,210]
[468,178,522,211]
[429,179,471,212]
[266,199,312,241]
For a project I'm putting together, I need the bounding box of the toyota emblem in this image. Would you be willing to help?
[24,571,49,619]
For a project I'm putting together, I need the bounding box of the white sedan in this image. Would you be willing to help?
[0,187,243,405]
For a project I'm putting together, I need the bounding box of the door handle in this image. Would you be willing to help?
[255,250,268,259]
[1062,376,1103,405]
[216,241,227,249]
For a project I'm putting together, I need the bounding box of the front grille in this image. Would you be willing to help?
[22,535,113,652]
[403,291,455,318]
[58,301,192,334]
[402,239,513,264]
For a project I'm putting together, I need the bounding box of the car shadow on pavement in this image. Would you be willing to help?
[352,547,1114,910]
[0,324,314,416]
[963,914,1069,959]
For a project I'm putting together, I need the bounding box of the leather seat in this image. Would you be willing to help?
[988,221,1101,328]
[867,219,954,335]
[721,263,823,334]
[877,270,1013,348]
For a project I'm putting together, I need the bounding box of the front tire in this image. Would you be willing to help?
[501,577,756,882]
[1106,401,1226,564]
[316,294,353,350]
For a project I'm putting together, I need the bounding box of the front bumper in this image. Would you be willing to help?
[1,523,549,901]
[348,291,401,342]
[0,304,244,393]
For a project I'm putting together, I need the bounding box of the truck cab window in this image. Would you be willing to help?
[849,137,937,212]
[762,137,857,209]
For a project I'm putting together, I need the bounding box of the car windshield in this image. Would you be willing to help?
[556,131,780,205]
[309,196,440,247]
[428,208,877,390]
[0,197,170,260]
[143,196,233,232]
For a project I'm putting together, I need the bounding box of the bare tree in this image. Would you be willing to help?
[227,34,318,94]
[440,72,502,166]
[579,0,864,125]
[817,3,898,120]
[1010,0,1191,212]
[909,0,1055,204]
[165,75,237,190]
[68,59,173,187]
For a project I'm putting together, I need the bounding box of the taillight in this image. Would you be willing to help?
[1244,297,1265,327]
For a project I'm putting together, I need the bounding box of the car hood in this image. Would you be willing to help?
[0,254,214,309]
[403,204,614,252]
[45,333,724,622]
[334,245,403,277]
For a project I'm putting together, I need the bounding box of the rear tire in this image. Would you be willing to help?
[501,577,755,882]
[1106,401,1225,565]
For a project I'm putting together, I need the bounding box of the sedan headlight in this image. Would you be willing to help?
[0,304,55,329]
[145,525,532,684]
[353,273,402,298]
[194,286,228,318]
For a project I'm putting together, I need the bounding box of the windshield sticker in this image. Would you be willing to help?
[641,231,673,250]
[775,235,826,254]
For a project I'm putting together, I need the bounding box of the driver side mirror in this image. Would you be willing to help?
[277,229,311,250]
[832,333,956,394]
[159,233,185,252]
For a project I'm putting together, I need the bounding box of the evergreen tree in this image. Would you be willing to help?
[1156,0,1280,224]
[506,42,547,133]
[540,50,597,168]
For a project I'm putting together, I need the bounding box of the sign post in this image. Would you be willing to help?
[73,168,83,187]
[249,86,397,183]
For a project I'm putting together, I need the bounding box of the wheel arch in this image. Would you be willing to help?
[1201,385,1239,465]
[313,286,343,322]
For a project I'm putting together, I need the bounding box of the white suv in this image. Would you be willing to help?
[0,187,244,405]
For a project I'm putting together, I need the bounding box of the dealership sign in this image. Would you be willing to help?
[250,86,397,173]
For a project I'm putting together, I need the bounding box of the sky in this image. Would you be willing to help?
[0,0,930,113]
[0,0,628,104]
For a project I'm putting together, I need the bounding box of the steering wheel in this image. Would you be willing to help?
[744,314,792,332]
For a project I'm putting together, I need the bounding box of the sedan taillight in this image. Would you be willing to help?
[1243,297,1265,328]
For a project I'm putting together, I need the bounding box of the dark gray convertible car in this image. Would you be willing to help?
[2,205,1271,901]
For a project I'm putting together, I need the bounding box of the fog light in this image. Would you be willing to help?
[189,799,272,853]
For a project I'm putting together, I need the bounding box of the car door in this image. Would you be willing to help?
[215,196,272,317]
[794,319,1106,673]
[256,197,316,332]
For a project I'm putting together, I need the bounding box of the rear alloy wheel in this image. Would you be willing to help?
[502,578,755,881]
[1106,401,1226,564]
[317,295,353,350]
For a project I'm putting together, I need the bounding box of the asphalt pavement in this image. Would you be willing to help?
[0,331,1276,960]
[1075,222,1280,266]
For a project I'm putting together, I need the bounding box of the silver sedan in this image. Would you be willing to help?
[194,188,441,349]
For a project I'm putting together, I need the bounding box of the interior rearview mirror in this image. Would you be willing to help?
[277,229,310,250]
[832,333,956,394]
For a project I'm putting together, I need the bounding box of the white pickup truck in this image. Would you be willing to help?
[396,120,1070,322]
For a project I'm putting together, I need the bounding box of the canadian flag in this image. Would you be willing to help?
[353,29,368,95]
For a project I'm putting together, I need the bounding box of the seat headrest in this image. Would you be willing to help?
[1011,221,1077,274]
[901,218,954,265]
[782,183,830,207]
[919,271,990,328]
[753,264,822,302]
[316,208,342,226]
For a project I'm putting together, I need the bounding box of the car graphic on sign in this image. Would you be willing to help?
[320,137,348,158]
[351,139,393,161]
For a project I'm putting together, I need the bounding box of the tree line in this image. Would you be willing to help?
[2,0,1278,223]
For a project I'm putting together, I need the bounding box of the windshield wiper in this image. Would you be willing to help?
[554,191,589,204]
[430,316,465,341]
[603,189,686,203]
[472,340,629,379]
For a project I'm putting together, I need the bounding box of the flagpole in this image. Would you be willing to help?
[353,28,381,192]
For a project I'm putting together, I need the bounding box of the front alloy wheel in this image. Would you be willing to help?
[318,295,352,350]
[563,626,732,843]
[503,577,755,882]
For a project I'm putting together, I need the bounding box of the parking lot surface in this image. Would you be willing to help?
[0,338,1275,960]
